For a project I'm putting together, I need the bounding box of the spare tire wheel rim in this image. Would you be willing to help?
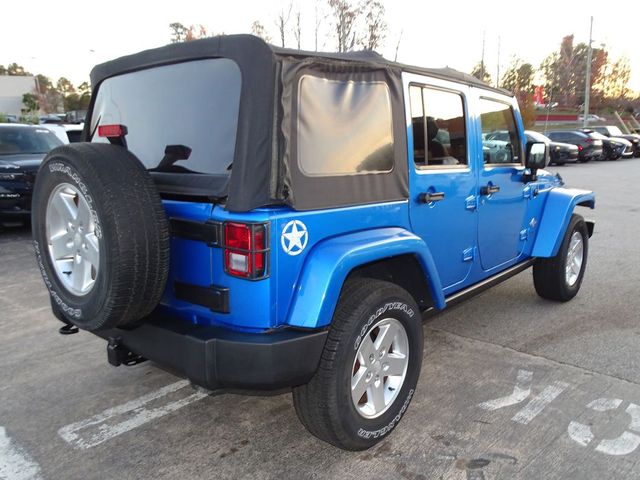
[565,231,584,287]
[45,183,100,296]
[351,317,409,419]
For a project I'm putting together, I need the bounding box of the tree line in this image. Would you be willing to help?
[169,3,637,122]
[170,0,390,54]
[0,63,91,115]
[470,34,635,115]
[5,2,637,118]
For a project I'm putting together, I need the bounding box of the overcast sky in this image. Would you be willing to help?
[2,0,639,93]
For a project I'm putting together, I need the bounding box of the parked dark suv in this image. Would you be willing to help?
[546,130,603,162]
[580,129,633,160]
[592,125,640,157]
[0,124,63,225]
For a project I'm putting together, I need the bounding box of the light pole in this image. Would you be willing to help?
[582,16,593,128]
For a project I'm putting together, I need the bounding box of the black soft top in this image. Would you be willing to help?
[91,35,509,95]
[88,35,511,212]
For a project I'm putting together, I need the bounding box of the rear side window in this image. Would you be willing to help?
[90,58,241,175]
[409,85,468,168]
[479,99,522,165]
[296,76,394,176]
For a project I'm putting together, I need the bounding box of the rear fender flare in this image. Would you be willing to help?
[285,228,445,329]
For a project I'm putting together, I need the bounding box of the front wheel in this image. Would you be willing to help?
[533,214,589,302]
[293,279,423,450]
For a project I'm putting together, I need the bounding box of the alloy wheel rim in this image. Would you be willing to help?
[565,231,584,287]
[351,317,409,419]
[45,183,100,296]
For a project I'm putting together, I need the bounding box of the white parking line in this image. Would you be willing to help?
[58,380,209,450]
[0,427,42,480]
[479,369,533,411]
[511,381,569,425]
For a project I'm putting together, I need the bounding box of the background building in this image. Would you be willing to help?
[0,75,37,116]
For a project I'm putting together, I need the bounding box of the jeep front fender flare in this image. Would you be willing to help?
[285,228,445,329]
[531,187,595,258]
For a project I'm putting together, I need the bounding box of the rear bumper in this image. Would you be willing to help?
[94,316,328,391]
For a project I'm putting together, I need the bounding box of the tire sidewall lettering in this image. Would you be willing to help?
[357,389,415,439]
[33,240,82,319]
[354,301,414,351]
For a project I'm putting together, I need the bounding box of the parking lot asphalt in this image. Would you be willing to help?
[1,158,640,480]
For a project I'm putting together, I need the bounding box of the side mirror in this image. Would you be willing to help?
[525,141,548,173]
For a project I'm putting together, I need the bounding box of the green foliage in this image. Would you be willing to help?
[20,114,39,125]
[35,74,52,94]
[471,61,492,85]
[21,93,39,113]
[7,63,31,76]
[500,58,534,94]
[56,77,75,96]
[0,113,7,123]
[169,22,189,43]
[64,92,91,111]
[539,35,612,107]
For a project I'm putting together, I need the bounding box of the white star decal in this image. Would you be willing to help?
[281,220,309,256]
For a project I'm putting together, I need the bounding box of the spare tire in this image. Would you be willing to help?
[31,143,170,331]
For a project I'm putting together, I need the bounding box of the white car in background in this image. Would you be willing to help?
[40,123,84,143]
[63,123,84,142]
[578,114,606,122]
[40,124,69,144]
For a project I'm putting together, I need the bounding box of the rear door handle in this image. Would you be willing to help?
[419,191,445,203]
[480,184,500,196]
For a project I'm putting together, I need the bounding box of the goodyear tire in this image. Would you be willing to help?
[31,143,169,331]
[293,278,423,450]
[533,214,589,302]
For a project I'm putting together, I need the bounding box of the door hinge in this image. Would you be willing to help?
[465,195,477,211]
[523,185,540,199]
[462,247,475,262]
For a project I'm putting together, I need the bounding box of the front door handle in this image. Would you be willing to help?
[419,191,445,203]
[480,184,500,196]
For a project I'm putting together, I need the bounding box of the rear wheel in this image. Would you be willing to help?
[533,214,589,302]
[293,279,423,450]
[32,143,170,331]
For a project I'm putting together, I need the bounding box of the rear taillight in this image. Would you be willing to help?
[97,124,127,138]
[578,145,583,151]
[585,138,593,143]
[223,222,269,279]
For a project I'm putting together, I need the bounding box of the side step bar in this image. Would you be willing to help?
[424,258,536,317]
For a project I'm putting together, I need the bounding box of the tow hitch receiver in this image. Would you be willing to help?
[107,337,147,367]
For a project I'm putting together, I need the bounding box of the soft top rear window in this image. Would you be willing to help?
[90,58,241,175]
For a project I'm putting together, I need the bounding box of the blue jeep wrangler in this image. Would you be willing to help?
[31,35,595,450]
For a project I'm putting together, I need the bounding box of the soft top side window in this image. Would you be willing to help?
[282,62,408,211]
[297,75,394,176]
